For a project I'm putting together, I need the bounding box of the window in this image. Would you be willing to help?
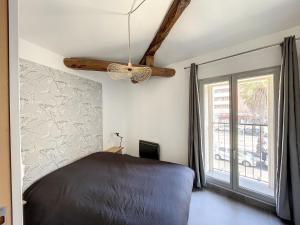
[203,81,231,184]
[200,67,279,203]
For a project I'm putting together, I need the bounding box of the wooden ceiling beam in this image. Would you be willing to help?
[64,0,191,79]
[139,0,191,65]
[64,58,175,77]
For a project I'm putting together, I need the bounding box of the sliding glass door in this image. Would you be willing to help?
[200,67,279,203]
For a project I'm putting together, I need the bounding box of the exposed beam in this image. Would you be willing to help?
[145,56,154,66]
[139,0,191,65]
[64,58,175,77]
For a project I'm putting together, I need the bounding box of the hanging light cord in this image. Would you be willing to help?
[129,0,147,14]
[127,0,147,66]
[99,0,147,66]
[127,0,136,66]
[106,0,147,15]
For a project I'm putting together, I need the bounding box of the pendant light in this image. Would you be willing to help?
[107,0,152,83]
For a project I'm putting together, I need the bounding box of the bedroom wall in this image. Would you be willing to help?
[126,25,300,165]
[20,59,103,190]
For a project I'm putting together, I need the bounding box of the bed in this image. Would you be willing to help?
[23,152,194,225]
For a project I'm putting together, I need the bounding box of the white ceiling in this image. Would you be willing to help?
[20,0,300,66]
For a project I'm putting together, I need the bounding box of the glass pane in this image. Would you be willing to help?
[237,75,275,196]
[203,81,231,184]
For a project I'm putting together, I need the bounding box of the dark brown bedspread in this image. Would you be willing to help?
[23,152,194,225]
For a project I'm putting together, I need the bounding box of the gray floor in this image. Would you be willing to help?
[188,190,288,225]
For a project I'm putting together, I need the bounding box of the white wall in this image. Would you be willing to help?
[125,25,300,165]
[9,0,23,224]
[19,39,132,151]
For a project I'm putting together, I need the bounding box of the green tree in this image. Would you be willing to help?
[239,79,268,123]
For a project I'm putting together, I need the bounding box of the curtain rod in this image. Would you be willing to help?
[184,37,300,69]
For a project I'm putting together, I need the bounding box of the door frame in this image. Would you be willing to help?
[8,0,24,224]
[0,0,12,224]
[199,66,280,205]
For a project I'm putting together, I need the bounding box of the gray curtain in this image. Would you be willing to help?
[188,63,205,188]
[276,36,300,224]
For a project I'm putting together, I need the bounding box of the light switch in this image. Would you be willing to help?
[0,207,5,225]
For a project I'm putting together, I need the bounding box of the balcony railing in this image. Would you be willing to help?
[212,122,269,183]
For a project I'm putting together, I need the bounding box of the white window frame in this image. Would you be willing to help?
[199,66,280,205]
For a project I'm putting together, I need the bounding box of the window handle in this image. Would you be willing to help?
[233,150,236,160]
